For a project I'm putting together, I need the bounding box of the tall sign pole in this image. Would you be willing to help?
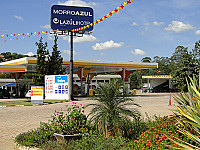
[70,31,74,100]
[51,5,93,100]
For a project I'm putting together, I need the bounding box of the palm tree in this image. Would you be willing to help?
[86,80,141,137]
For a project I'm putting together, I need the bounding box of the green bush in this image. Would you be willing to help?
[67,134,131,150]
[51,102,88,135]
[121,117,149,140]
[15,122,56,147]
[15,102,88,148]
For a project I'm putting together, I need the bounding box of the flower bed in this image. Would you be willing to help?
[51,102,88,136]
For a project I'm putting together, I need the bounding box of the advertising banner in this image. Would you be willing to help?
[45,75,70,100]
[31,86,44,103]
[51,5,94,31]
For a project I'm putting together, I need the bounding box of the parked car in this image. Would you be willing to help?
[0,89,10,99]
[25,90,31,98]
[141,86,150,93]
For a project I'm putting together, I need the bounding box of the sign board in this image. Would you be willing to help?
[51,5,94,31]
[31,86,44,103]
[45,75,70,100]
[142,75,172,79]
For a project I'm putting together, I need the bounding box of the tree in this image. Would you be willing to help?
[192,40,200,67]
[171,46,197,91]
[86,80,141,137]
[170,46,188,63]
[33,36,65,86]
[152,56,171,75]
[141,56,152,63]
[129,72,142,89]
[33,37,50,86]
[49,35,65,75]
[0,52,25,62]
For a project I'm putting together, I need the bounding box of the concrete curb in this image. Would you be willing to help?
[15,143,39,150]
[0,101,67,108]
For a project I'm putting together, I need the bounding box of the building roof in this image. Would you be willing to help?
[0,57,158,73]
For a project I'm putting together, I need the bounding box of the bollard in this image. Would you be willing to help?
[169,93,172,106]
[133,89,137,95]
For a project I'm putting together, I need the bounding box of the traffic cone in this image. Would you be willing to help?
[169,93,172,106]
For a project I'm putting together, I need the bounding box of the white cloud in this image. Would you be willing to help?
[92,40,124,50]
[195,30,200,35]
[131,22,138,26]
[100,53,107,56]
[62,35,97,43]
[14,15,24,21]
[40,24,50,29]
[73,35,97,43]
[164,21,194,33]
[153,21,164,26]
[131,49,146,56]
[144,23,150,26]
[63,50,77,56]
[24,52,35,56]
[58,0,96,7]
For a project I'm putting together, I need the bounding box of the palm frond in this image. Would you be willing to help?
[86,79,140,136]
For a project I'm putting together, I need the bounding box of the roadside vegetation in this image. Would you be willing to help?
[15,77,200,149]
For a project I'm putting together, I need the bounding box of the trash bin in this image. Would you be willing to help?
[133,89,137,95]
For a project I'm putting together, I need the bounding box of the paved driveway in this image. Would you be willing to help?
[0,92,177,150]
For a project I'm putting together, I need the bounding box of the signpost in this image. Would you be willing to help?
[45,75,70,100]
[51,5,94,31]
[51,5,94,100]
[31,86,44,103]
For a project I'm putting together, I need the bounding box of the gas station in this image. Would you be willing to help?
[0,57,158,98]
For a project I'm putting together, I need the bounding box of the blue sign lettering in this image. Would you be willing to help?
[51,5,94,31]
[55,75,68,83]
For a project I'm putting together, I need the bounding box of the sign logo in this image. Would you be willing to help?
[55,75,68,83]
[53,18,59,24]
[51,5,94,31]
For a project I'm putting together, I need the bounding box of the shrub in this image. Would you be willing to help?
[132,116,182,149]
[67,134,131,150]
[51,102,88,135]
[15,122,56,147]
[171,74,200,149]
[15,102,88,147]
[121,117,149,140]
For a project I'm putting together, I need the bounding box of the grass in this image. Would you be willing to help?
[0,99,68,106]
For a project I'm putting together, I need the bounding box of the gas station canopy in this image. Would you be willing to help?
[0,57,158,74]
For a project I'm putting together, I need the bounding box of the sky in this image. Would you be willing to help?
[0,0,200,62]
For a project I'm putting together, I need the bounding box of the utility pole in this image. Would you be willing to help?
[69,31,74,101]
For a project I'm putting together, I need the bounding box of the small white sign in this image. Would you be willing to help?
[31,86,44,103]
